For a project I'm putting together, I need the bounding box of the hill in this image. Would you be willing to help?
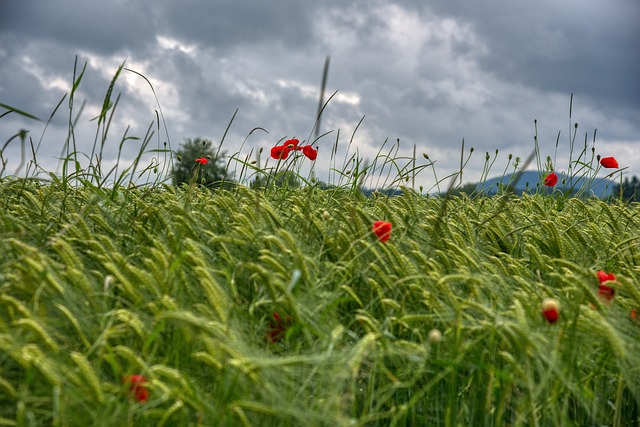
[476,170,616,198]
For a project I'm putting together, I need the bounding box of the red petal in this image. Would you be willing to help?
[123,375,149,402]
[542,307,559,324]
[600,157,619,168]
[598,284,615,302]
[596,270,616,283]
[285,138,299,148]
[302,145,317,161]
[543,172,558,187]
[123,375,146,385]
[134,385,149,402]
[372,221,392,242]
[271,146,289,160]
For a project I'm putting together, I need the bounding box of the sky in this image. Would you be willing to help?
[1,0,639,191]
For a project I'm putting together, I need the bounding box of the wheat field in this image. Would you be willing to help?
[1,178,639,426]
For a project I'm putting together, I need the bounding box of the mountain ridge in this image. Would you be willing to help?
[476,170,616,198]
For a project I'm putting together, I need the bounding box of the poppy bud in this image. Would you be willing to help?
[428,328,442,343]
[544,172,558,187]
[541,298,560,324]
[122,375,149,402]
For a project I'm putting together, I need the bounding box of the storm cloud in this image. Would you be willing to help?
[1,0,638,189]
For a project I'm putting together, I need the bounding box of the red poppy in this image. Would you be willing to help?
[284,138,299,149]
[122,375,149,402]
[195,157,208,165]
[600,157,619,168]
[596,270,616,303]
[267,312,291,343]
[598,284,615,302]
[543,172,558,187]
[541,298,560,324]
[270,145,290,160]
[631,309,637,322]
[596,270,616,283]
[270,139,299,160]
[301,145,318,161]
[372,221,392,242]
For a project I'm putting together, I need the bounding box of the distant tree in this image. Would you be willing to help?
[251,170,301,189]
[612,176,640,202]
[172,138,231,188]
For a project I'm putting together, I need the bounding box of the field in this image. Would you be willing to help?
[1,62,639,426]
[1,179,639,426]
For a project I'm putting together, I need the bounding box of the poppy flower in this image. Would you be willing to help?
[301,145,318,161]
[596,270,616,284]
[541,298,560,324]
[267,312,291,343]
[597,284,615,303]
[595,270,616,303]
[195,157,208,165]
[631,309,637,322]
[270,145,290,160]
[284,138,299,149]
[372,221,392,242]
[270,139,298,160]
[122,375,149,402]
[269,138,319,162]
[543,172,558,187]
[600,157,619,169]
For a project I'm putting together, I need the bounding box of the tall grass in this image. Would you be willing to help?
[0,60,638,426]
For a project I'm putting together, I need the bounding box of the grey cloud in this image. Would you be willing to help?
[158,0,317,53]
[427,0,640,109]
[0,0,638,186]
[0,0,158,55]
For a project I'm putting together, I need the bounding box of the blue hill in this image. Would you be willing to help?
[476,171,616,198]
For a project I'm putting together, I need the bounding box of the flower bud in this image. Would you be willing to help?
[541,298,560,324]
[428,328,442,343]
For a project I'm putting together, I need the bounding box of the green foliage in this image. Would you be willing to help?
[0,180,639,426]
[252,170,301,190]
[613,176,640,202]
[172,138,231,188]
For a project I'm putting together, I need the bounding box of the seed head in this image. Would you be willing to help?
[428,328,442,343]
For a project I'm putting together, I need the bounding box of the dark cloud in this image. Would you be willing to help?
[159,0,316,52]
[428,0,640,109]
[0,0,158,55]
[1,0,638,186]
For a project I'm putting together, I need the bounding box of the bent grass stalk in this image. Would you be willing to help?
[0,63,638,426]
[1,180,639,425]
